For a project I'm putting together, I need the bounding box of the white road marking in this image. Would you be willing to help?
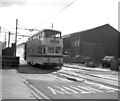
[24,80,51,100]
[48,87,65,95]
[85,81,120,92]
[70,86,91,93]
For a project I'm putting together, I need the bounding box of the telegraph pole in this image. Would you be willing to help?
[4,32,6,47]
[52,23,53,29]
[0,26,1,33]
[8,31,11,47]
[15,19,18,56]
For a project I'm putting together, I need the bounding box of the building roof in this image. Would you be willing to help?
[62,24,119,38]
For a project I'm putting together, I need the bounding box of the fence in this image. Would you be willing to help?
[2,56,19,67]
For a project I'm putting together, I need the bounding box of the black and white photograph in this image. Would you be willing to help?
[0,0,120,100]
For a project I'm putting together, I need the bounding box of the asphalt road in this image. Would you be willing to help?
[26,79,119,99]
[16,63,119,100]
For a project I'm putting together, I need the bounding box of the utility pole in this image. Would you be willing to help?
[5,32,6,47]
[8,31,11,47]
[15,19,18,56]
[0,26,1,33]
[52,23,53,29]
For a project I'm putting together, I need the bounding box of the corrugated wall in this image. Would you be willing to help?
[81,42,115,62]
[63,24,119,63]
[81,24,118,59]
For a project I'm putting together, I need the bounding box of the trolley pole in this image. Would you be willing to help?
[15,19,18,57]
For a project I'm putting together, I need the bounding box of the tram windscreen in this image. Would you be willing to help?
[44,30,61,38]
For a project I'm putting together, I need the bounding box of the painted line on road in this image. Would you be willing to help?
[24,80,42,100]
[24,80,52,100]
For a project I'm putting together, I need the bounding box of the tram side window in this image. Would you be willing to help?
[37,46,42,54]
[55,47,62,53]
[43,47,46,54]
[27,48,32,55]
[48,47,54,53]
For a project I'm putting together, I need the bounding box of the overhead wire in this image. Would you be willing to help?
[37,0,77,28]
[2,0,77,43]
[18,0,77,31]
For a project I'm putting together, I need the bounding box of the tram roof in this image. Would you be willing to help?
[38,29,61,33]
[28,29,61,40]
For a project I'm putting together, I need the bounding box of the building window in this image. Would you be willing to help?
[73,40,80,47]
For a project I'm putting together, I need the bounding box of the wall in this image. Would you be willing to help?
[63,35,71,55]
[0,41,2,68]
[81,24,118,59]
[81,42,114,61]
[0,41,2,56]
[63,24,119,63]
[16,43,25,60]
[2,43,15,56]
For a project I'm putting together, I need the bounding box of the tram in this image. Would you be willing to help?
[24,29,63,69]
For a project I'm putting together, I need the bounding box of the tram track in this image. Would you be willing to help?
[53,65,120,90]
[53,71,120,90]
[63,65,119,82]
[64,64,118,74]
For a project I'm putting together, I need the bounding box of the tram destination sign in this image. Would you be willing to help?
[51,39,59,43]
[51,38,59,43]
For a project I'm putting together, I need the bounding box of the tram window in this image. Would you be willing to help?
[37,46,42,54]
[43,47,46,54]
[55,33,61,38]
[48,47,54,53]
[56,47,62,53]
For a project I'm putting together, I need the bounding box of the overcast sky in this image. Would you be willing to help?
[0,0,119,44]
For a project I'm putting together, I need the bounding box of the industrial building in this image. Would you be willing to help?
[63,24,119,62]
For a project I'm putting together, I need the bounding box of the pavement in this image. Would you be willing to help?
[1,69,36,100]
